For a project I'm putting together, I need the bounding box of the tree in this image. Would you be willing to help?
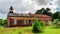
[35,8,54,20]
[0,18,7,26]
[46,8,51,12]
[32,18,40,33]
[53,12,60,19]
[35,8,53,16]
[32,18,45,33]
[35,8,45,14]
[0,19,4,26]
[35,8,51,14]
[28,12,31,14]
[42,8,51,15]
[4,19,7,26]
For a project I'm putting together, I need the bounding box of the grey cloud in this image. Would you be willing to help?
[0,12,7,18]
[13,0,36,13]
[0,0,24,18]
[55,0,60,11]
[33,0,50,5]
[56,0,60,6]
[0,0,51,14]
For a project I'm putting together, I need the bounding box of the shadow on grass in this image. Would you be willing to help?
[18,32,21,34]
[32,30,44,34]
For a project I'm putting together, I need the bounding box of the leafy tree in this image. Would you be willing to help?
[0,19,4,26]
[32,18,45,33]
[35,8,53,17]
[32,18,40,33]
[35,8,51,14]
[35,8,45,14]
[4,19,7,26]
[53,12,60,19]
[28,12,31,14]
[42,8,51,15]
[0,18,7,26]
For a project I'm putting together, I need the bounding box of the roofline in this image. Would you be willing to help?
[8,16,51,18]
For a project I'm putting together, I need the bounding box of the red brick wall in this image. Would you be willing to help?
[8,18,14,27]
[7,17,51,27]
[17,19,24,26]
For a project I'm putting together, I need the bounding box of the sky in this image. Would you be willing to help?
[0,0,59,19]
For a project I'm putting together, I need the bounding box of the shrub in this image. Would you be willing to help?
[3,19,7,26]
[0,19,7,27]
[39,21,45,30]
[0,19,4,26]
[51,19,60,28]
[32,18,45,33]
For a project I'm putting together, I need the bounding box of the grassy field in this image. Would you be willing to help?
[0,26,60,34]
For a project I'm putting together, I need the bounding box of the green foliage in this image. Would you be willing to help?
[32,18,40,33]
[53,12,60,19]
[42,8,51,15]
[18,32,21,34]
[39,21,45,30]
[4,19,7,26]
[51,19,60,28]
[0,19,4,26]
[35,8,44,14]
[35,8,51,15]
[0,18,7,27]
[35,8,53,18]
[35,8,60,20]
[32,18,45,33]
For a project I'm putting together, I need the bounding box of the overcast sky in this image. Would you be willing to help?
[0,0,59,19]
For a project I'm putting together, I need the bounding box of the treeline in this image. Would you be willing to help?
[0,18,7,26]
[35,7,60,20]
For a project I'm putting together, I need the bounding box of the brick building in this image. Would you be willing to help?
[7,6,52,27]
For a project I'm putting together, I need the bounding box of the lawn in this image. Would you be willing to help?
[0,26,60,34]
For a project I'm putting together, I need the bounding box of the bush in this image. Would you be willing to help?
[0,19,4,26]
[0,19,7,27]
[32,18,45,33]
[39,21,45,30]
[51,19,60,28]
[4,19,7,26]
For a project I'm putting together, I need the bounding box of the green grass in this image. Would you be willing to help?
[41,27,60,34]
[0,26,60,34]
